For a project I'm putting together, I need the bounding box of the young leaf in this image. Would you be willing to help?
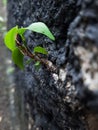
[18,28,26,35]
[25,22,55,41]
[34,46,48,55]
[25,59,33,65]
[12,48,24,69]
[4,26,18,51]
[35,61,40,66]
[35,61,41,70]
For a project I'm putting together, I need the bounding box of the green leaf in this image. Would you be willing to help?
[4,26,18,51]
[34,46,48,55]
[35,61,41,70]
[25,59,33,65]
[35,61,40,66]
[18,28,26,35]
[18,28,27,46]
[12,48,24,69]
[26,22,55,41]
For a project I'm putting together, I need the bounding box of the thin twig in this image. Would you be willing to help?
[15,34,57,73]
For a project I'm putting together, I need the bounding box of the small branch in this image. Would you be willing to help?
[15,34,57,73]
[28,51,57,73]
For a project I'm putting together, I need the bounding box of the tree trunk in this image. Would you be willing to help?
[7,0,98,130]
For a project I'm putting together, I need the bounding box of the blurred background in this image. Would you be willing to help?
[0,0,20,130]
[0,0,11,129]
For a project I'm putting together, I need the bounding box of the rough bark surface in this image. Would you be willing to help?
[7,0,98,130]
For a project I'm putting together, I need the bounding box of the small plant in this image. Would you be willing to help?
[4,22,57,72]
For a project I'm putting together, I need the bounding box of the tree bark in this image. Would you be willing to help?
[7,0,98,130]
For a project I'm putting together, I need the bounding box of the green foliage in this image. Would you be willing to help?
[34,46,48,55]
[4,26,18,51]
[12,48,24,69]
[4,22,55,69]
[25,59,33,65]
[2,0,7,6]
[34,61,41,70]
[26,22,55,41]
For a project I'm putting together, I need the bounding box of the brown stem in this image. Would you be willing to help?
[26,48,57,73]
[15,34,57,73]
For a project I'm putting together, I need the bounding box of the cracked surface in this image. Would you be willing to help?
[7,0,98,130]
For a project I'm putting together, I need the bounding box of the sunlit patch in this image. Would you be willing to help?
[75,46,98,92]
[10,88,15,93]
[6,59,12,64]
[6,66,15,75]
[59,69,66,81]
[0,116,3,122]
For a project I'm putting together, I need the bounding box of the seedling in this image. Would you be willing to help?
[4,22,57,72]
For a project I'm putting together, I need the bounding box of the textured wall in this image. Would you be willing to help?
[7,0,98,130]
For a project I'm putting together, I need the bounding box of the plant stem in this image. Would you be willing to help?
[15,36,57,73]
[27,47,57,73]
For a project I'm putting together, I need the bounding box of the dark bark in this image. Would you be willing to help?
[7,0,98,130]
